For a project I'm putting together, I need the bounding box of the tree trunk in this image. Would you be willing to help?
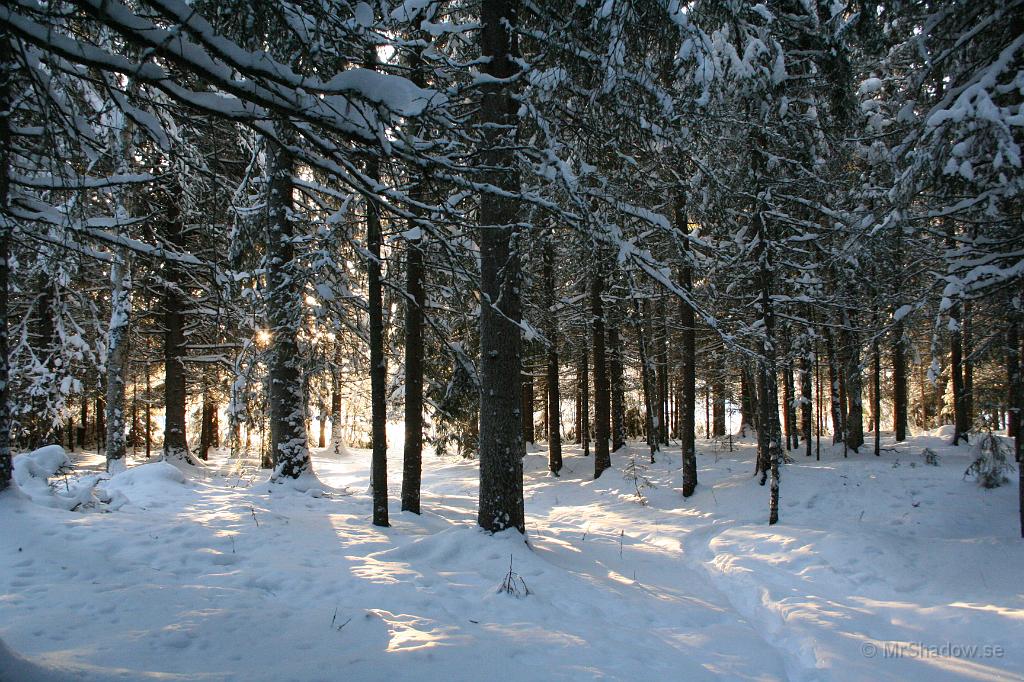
[609,322,626,453]
[542,237,562,475]
[965,303,974,429]
[826,328,843,443]
[578,348,589,456]
[782,360,795,450]
[331,347,344,454]
[592,271,611,478]
[163,204,190,464]
[631,299,659,462]
[265,133,310,480]
[657,303,669,445]
[79,399,89,451]
[402,229,426,514]
[713,353,726,437]
[365,149,389,526]
[102,104,136,467]
[1009,318,1021,441]
[677,200,697,497]
[1007,315,1023,537]
[104,255,132,473]
[800,353,812,457]
[740,368,756,437]
[753,195,783,524]
[0,36,11,491]
[842,313,864,452]
[96,395,105,452]
[893,320,908,441]
[477,0,524,534]
[316,402,326,449]
[144,367,151,458]
[950,312,969,445]
[521,370,534,444]
[873,337,881,456]
[199,389,215,461]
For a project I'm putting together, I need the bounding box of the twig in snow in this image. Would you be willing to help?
[250,506,260,527]
[498,554,529,598]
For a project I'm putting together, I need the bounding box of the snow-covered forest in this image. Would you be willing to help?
[1,0,1022,680]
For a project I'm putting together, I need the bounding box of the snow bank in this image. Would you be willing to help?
[0,638,86,681]
[269,465,326,497]
[97,461,186,510]
[9,445,96,510]
[13,445,70,491]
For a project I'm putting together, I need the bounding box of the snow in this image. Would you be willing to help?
[1,434,1022,681]
[12,445,70,490]
[858,77,883,96]
[97,461,187,510]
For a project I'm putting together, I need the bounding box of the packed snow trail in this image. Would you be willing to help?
[1,431,1021,681]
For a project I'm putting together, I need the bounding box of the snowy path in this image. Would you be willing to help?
[1,432,1022,681]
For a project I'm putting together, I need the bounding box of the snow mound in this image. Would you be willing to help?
[269,465,325,496]
[9,445,95,509]
[0,637,86,681]
[13,445,70,490]
[98,461,187,510]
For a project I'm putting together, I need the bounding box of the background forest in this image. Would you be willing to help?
[0,0,1021,533]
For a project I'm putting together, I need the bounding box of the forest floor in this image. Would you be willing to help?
[1,429,1022,681]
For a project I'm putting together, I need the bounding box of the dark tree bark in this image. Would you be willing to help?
[825,328,843,443]
[96,395,105,452]
[753,195,783,524]
[522,370,535,444]
[841,313,865,452]
[211,406,219,448]
[740,367,758,437]
[1010,318,1021,441]
[655,299,669,445]
[365,152,389,527]
[578,348,590,456]
[815,343,823,460]
[893,320,908,441]
[677,201,697,497]
[704,386,710,439]
[401,49,427,513]
[892,223,908,441]
[0,35,11,491]
[592,271,611,478]
[1007,316,1023,536]
[950,312,969,445]
[78,399,89,451]
[199,389,215,461]
[402,227,426,514]
[609,322,626,453]
[755,365,770,480]
[144,367,151,458]
[800,353,812,457]
[477,0,524,534]
[712,353,727,437]
[317,402,326,449]
[162,201,190,464]
[542,237,562,475]
[965,300,974,430]
[331,347,344,454]
[782,361,795,450]
[539,374,547,438]
[873,337,881,456]
[265,134,310,480]
[630,299,659,462]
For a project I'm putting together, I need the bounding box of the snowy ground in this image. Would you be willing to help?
[1,430,1022,681]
